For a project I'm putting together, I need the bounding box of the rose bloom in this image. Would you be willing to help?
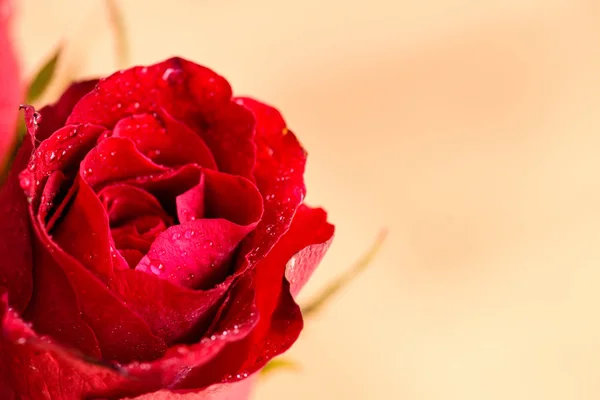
[0,57,334,399]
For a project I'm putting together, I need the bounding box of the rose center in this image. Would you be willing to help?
[98,184,173,268]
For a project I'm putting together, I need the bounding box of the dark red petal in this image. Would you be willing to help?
[0,289,252,398]
[23,239,102,359]
[233,97,286,141]
[111,269,229,344]
[81,136,167,189]
[176,206,333,386]
[67,58,255,179]
[197,101,256,179]
[99,184,170,226]
[124,164,202,215]
[0,292,131,399]
[235,205,334,373]
[202,168,263,225]
[0,142,33,312]
[33,210,167,363]
[136,169,263,289]
[19,123,105,203]
[194,99,333,380]
[112,111,217,169]
[176,174,205,223]
[166,277,260,389]
[52,175,128,279]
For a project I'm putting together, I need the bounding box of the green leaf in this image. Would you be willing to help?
[26,46,62,104]
[261,358,301,378]
[301,229,388,317]
[105,0,129,68]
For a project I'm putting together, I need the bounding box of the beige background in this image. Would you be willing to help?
[13,0,600,399]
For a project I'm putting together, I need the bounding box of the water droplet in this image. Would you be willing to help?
[149,262,164,275]
[138,363,151,370]
[162,68,182,83]
[172,232,182,240]
[176,346,189,355]
[184,229,196,239]
[20,176,31,190]
[133,102,140,109]
[206,240,214,247]
[210,335,217,340]
[16,338,26,345]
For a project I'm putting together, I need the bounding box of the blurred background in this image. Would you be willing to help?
[13,0,600,399]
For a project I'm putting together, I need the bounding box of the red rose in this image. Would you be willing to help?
[0,57,334,399]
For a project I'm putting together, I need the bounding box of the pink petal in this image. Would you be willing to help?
[0,0,20,166]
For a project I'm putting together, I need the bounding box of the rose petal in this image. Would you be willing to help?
[112,111,217,169]
[99,184,170,226]
[111,270,229,344]
[81,136,167,189]
[176,173,205,223]
[165,277,260,389]
[173,101,315,387]
[125,164,202,216]
[0,293,129,399]
[284,205,335,296]
[22,239,102,358]
[19,123,105,203]
[0,142,33,312]
[136,169,263,289]
[67,58,255,178]
[33,206,168,363]
[196,101,256,179]
[52,174,127,278]
[0,291,252,398]
[136,219,254,290]
[175,206,333,387]
[125,377,255,400]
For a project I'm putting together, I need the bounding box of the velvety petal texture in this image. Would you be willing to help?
[0,57,334,399]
